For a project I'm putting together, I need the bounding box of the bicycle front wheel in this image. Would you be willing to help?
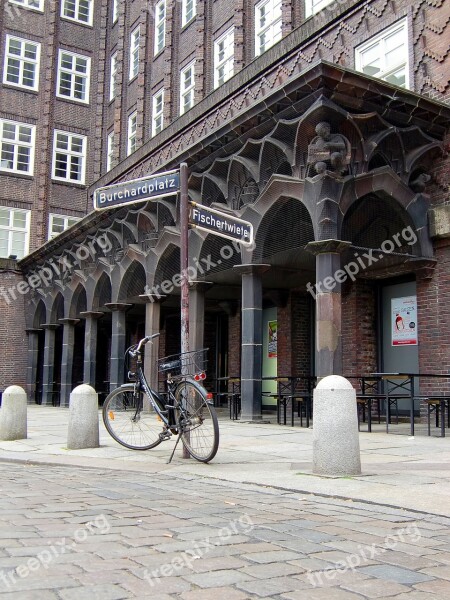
[102,385,164,450]
[175,380,219,462]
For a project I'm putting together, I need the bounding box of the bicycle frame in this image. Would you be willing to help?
[126,353,177,430]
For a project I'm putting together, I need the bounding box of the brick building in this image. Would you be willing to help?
[1,1,449,423]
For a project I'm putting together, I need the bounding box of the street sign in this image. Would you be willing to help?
[93,169,180,211]
[189,202,253,246]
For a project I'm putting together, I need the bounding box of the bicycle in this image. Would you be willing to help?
[102,333,219,463]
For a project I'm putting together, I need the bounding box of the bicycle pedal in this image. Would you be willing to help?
[159,431,172,441]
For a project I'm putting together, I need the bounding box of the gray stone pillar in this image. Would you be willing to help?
[140,295,164,392]
[41,323,60,406]
[233,264,270,421]
[306,240,351,378]
[25,328,42,404]
[79,311,104,387]
[59,318,80,407]
[189,281,213,351]
[105,303,132,391]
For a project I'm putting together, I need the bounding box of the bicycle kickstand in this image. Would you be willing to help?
[167,433,183,464]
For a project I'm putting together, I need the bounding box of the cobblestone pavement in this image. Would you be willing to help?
[1,462,450,599]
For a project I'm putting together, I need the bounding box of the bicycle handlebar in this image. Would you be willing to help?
[130,333,160,357]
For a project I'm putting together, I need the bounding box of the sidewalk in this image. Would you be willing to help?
[1,405,449,517]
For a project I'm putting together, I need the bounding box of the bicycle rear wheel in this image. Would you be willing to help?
[174,380,219,462]
[102,385,165,450]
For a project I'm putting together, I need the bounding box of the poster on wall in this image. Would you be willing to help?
[268,320,277,358]
[391,296,418,346]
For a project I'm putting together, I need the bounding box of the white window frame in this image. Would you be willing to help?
[0,207,31,260]
[106,130,114,171]
[61,0,94,27]
[180,60,195,116]
[305,0,334,18]
[8,0,44,11]
[127,112,137,156]
[255,0,282,57]
[355,18,409,89]
[109,51,117,101]
[3,35,41,92]
[154,0,166,55]
[52,130,87,184]
[129,26,140,80]
[112,0,118,23]
[48,213,81,240]
[152,88,164,137]
[181,0,196,27]
[0,119,35,176]
[214,27,234,89]
[57,49,91,104]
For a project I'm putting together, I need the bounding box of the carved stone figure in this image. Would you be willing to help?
[307,122,351,175]
[410,173,431,193]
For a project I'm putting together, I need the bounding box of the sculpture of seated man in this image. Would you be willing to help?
[308,121,350,175]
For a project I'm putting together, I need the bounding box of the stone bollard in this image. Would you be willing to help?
[0,386,27,441]
[67,385,99,450]
[313,375,361,476]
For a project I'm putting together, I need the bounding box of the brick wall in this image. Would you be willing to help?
[342,280,378,379]
[0,265,27,390]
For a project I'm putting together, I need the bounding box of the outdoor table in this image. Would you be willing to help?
[371,373,450,436]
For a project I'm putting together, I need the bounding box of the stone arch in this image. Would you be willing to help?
[118,260,146,302]
[153,244,180,289]
[259,139,292,188]
[69,284,87,318]
[228,158,260,210]
[252,196,315,264]
[197,233,242,277]
[33,299,47,328]
[50,293,64,323]
[92,272,112,309]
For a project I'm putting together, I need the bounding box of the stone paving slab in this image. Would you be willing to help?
[1,406,450,517]
[0,462,450,599]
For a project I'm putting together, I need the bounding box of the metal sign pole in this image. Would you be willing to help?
[180,162,190,459]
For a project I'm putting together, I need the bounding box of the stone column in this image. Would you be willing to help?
[40,323,60,406]
[233,264,270,421]
[306,240,351,378]
[25,328,42,404]
[189,281,213,352]
[105,303,132,391]
[58,318,80,407]
[79,311,104,387]
[139,295,165,392]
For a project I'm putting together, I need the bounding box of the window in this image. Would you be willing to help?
[48,214,81,239]
[9,0,43,10]
[180,61,195,115]
[107,131,114,171]
[255,0,282,56]
[3,35,40,91]
[112,0,118,23]
[52,131,86,183]
[182,0,196,27]
[154,0,166,55]
[61,0,93,26]
[305,0,334,18]
[127,112,137,155]
[152,89,164,136]
[0,119,35,175]
[109,52,117,101]
[129,26,140,80]
[355,19,409,88]
[0,207,30,259]
[214,27,234,88]
[57,50,91,103]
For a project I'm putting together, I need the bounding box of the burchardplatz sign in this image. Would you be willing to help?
[93,169,180,211]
